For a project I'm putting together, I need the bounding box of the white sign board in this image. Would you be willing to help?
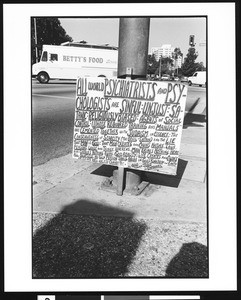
[73,77,187,175]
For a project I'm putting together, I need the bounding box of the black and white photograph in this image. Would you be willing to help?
[3,2,237,295]
[31,15,207,279]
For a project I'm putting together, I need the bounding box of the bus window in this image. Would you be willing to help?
[50,53,58,61]
[41,51,48,62]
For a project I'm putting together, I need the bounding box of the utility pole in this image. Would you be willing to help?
[34,18,39,63]
[118,18,150,79]
[159,56,162,78]
[116,18,150,195]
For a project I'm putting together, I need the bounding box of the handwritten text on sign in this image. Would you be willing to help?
[73,77,187,175]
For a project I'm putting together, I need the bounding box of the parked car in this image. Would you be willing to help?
[161,74,170,81]
[180,76,188,83]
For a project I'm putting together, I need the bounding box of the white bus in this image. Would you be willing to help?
[32,42,118,83]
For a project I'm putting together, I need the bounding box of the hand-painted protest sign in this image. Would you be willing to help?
[73,77,187,175]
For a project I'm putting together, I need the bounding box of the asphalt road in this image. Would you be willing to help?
[32,79,206,166]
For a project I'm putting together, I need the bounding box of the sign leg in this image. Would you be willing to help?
[116,167,125,196]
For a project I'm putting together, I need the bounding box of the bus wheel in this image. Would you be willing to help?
[37,72,49,84]
[188,80,192,86]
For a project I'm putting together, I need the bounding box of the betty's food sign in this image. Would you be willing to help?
[73,77,188,175]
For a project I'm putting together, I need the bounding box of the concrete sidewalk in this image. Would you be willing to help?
[33,120,207,224]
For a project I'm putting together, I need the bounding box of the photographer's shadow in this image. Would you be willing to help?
[33,199,147,278]
[165,242,208,278]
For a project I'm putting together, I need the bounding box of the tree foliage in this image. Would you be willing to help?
[195,62,206,71]
[181,47,199,76]
[31,18,73,64]
[172,47,183,60]
[147,47,205,78]
[147,54,160,75]
[160,57,174,75]
[147,54,177,77]
[172,47,183,75]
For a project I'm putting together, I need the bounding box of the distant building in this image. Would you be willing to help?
[151,44,183,69]
[151,44,175,60]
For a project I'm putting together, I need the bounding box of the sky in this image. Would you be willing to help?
[59,17,206,65]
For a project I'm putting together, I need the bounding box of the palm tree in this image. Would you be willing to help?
[172,47,183,76]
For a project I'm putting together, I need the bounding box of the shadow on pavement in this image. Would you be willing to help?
[165,242,208,278]
[143,158,188,188]
[183,112,206,129]
[91,158,188,188]
[33,199,147,278]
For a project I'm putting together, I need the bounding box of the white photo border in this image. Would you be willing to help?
[3,2,236,292]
